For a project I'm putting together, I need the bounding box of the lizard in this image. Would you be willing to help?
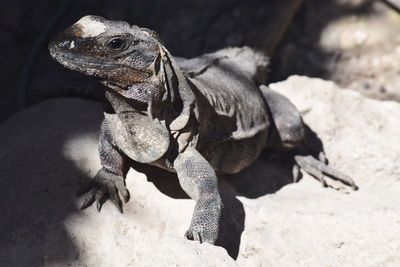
[49,15,357,244]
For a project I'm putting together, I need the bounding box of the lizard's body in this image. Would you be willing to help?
[49,16,356,244]
[102,48,269,175]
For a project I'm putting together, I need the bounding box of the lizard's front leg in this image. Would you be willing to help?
[174,147,223,244]
[79,122,130,212]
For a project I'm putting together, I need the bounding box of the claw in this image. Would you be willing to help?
[114,201,123,213]
[292,164,302,183]
[77,169,129,213]
[96,201,102,212]
[108,183,123,213]
[80,186,97,210]
[350,183,359,191]
[96,197,108,212]
[320,164,357,190]
[193,231,202,243]
[185,228,212,244]
[94,187,107,212]
[185,230,193,240]
[318,152,328,164]
[80,199,94,210]
[115,180,130,203]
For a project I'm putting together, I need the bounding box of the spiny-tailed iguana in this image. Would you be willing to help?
[49,15,357,244]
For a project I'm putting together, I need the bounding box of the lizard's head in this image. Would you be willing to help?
[49,15,163,92]
[50,16,195,129]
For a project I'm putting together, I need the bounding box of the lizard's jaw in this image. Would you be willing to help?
[49,42,152,86]
[49,44,118,78]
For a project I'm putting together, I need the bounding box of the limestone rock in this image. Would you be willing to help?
[1,76,399,266]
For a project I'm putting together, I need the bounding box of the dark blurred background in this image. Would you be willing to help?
[1,0,399,123]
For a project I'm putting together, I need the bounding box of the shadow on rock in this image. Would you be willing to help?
[0,93,327,264]
[133,123,325,259]
[229,124,325,197]
[130,161,246,259]
[0,99,103,266]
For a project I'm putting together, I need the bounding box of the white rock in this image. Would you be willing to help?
[0,76,399,266]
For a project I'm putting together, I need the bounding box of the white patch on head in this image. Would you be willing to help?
[75,16,106,38]
[69,41,75,50]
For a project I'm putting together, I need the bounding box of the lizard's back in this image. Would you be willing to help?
[177,47,270,173]
[178,47,270,140]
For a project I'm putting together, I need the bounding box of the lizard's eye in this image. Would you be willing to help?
[106,37,127,51]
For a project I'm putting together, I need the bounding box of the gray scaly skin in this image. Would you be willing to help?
[49,16,357,244]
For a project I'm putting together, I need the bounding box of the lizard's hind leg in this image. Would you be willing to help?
[260,85,357,190]
[260,85,305,150]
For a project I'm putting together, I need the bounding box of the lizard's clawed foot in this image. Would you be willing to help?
[184,197,222,244]
[294,155,358,190]
[184,220,220,244]
[77,168,130,213]
[185,228,204,243]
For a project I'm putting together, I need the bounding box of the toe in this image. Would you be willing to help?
[116,180,130,203]
[292,164,302,183]
[80,186,97,210]
[108,183,123,213]
[185,229,194,240]
[95,187,107,212]
[193,230,203,243]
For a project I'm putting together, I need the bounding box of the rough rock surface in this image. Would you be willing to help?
[1,76,399,266]
[273,0,400,102]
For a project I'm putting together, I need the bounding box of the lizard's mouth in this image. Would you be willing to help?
[49,44,152,80]
[50,47,119,75]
